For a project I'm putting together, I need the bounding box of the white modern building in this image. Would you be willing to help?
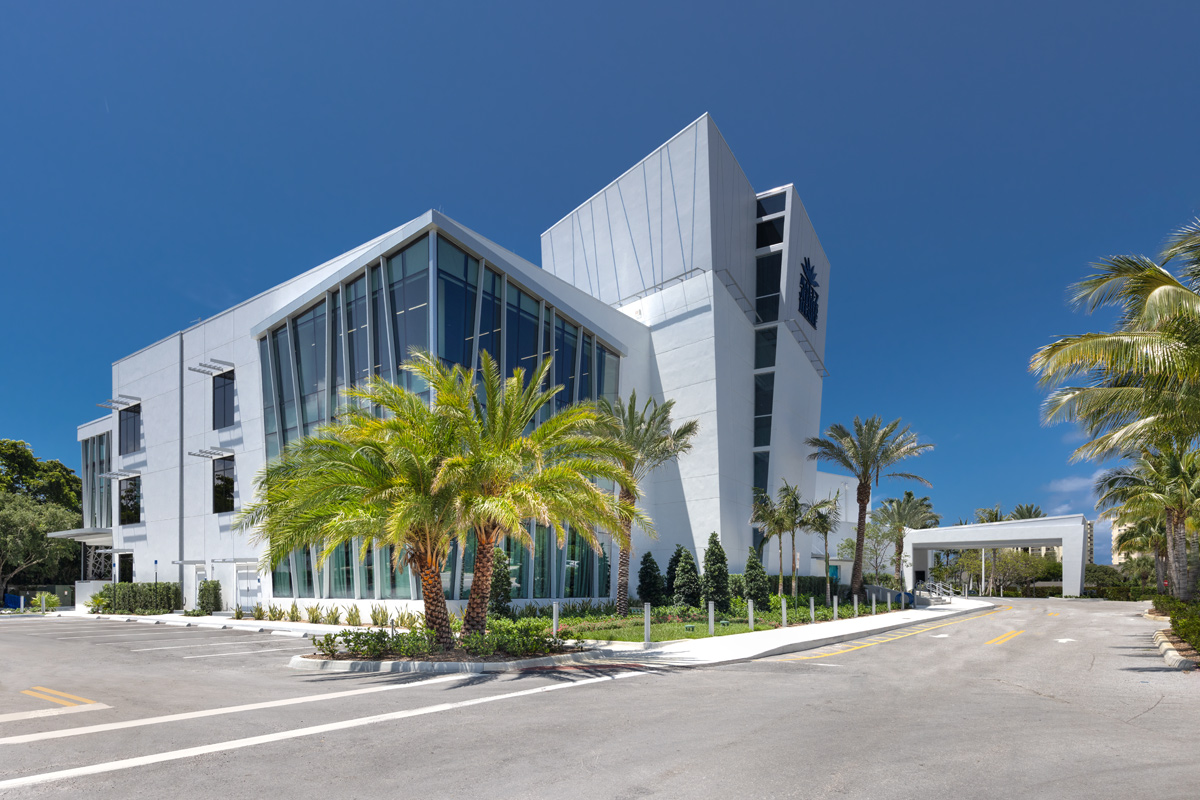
[61,114,844,612]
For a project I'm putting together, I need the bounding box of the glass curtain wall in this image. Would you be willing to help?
[260,339,280,459]
[436,237,478,368]
[345,277,370,389]
[506,285,540,384]
[293,549,315,598]
[476,268,503,374]
[357,541,374,598]
[331,290,345,413]
[561,527,594,599]
[553,315,579,409]
[81,433,111,529]
[370,266,392,383]
[292,302,326,435]
[503,532,531,600]
[329,541,354,599]
[380,545,414,600]
[272,558,293,598]
[387,237,429,392]
[271,328,298,445]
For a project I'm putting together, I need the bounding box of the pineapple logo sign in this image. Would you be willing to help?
[798,257,819,328]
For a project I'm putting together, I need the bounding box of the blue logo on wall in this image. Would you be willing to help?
[798,257,819,328]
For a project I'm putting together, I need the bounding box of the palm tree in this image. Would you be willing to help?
[1095,446,1200,600]
[873,491,940,587]
[596,391,699,616]
[415,351,648,635]
[237,379,461,647]
[806,416,935,598]
[750,487,791,597]
[778,481,810,597]
[808,492,842,605]
[1113,516,1168,592]
[1009,504,1046,519]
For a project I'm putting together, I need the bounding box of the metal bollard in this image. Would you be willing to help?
[833,596,839,620]
[809,596,815,623]
[872,596,876,616]
[782,597,787,627]
[887,596,892,612]
[748,599,755,631]
[553,601,560,635]
[643,603,651,644]
[901,591,906,610]
[708,601,715,636]
[854,596,859,617]
[41,595,46,614]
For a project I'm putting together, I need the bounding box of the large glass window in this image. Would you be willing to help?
[387,237,430,390]
[119,405,141,455]
[597,346,619,402]
[213,371,235,430]
[756,193,786,218]
[272,328,299,444]
[345,276,369,387]
[81,432,111,529]
[476,267,503,373]
[213,456,235,513]
[756,217,785,248]
[331,290,345,412]
[459,533,477,600]
[755,328,778,369]
[272,557,293,599]
[260,339,280,460]
[294,549,315,599]
[328,541,354,599]
[118,477,141,525]
[292,302,326,436]
[442,539,459,599]
[553,315,578,411]
[561,527,594,599]
[753,452,770,494]
[596,533,611,598]
[370,266,391,383]
[754,373,775,448]
[755,253,782,324]
[578,333,593,401]
[533,523,554,599]
[505,284,540,384]
[503,534,531,600]
[358,541,374,598]
[436,237,479,368]
[381,545,413,600]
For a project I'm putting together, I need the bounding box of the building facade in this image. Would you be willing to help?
[63,114,837,612]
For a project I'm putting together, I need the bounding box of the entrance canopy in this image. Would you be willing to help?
[48,528,113,548]
[903,514,1089,597]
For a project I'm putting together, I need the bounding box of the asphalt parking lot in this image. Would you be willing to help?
[2,599,1197,799]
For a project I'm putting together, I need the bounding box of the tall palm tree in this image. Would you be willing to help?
[415,351,647,635]
[750,487,791,596]
[1009,504,1046,519]
[808,492,842,605]
[1095,446,1200,600]
[806,416,935,597]
[778,481,810,597]
[1113,516,1168,593]
[596,391,699,616]
[873,491,940,587]
[237,379,461,647]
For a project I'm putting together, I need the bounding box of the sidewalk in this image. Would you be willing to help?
[45,608,350,638]
[583,597,994,666]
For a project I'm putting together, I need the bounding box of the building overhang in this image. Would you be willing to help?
[48,528,114,547]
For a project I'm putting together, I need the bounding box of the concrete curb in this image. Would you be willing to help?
[1143,612,1170,622]
[1152,630,1197,671]
[288,649,607,674]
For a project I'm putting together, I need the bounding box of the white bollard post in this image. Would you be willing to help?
[887,596,892,612]
[748,599,755,631]
[19,596,24,610]
[643,603,651,644]
[809,596,815,623]
[782,597,787,628]
[854,596,859,617]
[901,591,906,610]
[833,596,839,620]
[552,601,559,635]
[872,596,877,616]
[41,595,46,614]
[708,601,714,636]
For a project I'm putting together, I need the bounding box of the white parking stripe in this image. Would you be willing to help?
[182,645,314,659]
[131,638,283,651]
[0,704,113,725]
[53,631,210,640]
[0,672,646,788]
[0,674,470,744]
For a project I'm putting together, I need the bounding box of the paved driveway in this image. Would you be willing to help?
[1,598,1195,798]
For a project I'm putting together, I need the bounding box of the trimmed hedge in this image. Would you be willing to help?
[111,582,182,613]
[198,580,222,614]
[1153,596,1200,652]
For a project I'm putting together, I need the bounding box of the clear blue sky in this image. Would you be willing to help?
[4,2,1198,563]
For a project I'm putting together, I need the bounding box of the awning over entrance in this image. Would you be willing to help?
[48,528,114,548]
[903,514,1089,597]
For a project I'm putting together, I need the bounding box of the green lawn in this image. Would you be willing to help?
[564,608,901,643]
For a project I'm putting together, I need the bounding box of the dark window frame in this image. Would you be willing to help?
[118,476,141,525]
[213,456,235,514]
[213,370,236,430]
[119,404,141,455]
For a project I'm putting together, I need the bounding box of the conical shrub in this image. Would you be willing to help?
[701,531,731,613]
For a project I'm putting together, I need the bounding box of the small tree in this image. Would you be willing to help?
[672,549,702,607]
[743,547,770,608]
[488,547,513,619]
[637,551,665,606]
[665,544,685,599]
[700,532,731,612]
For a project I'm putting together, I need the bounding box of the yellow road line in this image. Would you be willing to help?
[21,690,77,707]
[31,687,96,705]
[985,629,1025,645]
[1047,613,1059,616]
[778,606,1012,661]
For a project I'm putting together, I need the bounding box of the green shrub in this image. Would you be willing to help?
[392,608,424,629]
[370,603,390,627]
[637,552,665,607]
[252,603,265,620]
[323,606,343,626]
[267,604,285,621]
[198,580,222,614]
[111,582,184,613]
[305,604,324,624]
[313,633,340,657]
[288,602,302,622]
[729,573,745,599]
[764,575,828,597]
[701,532,731,613]
[672,549,702,607]
[183,609,206,617]
[87,590,110,613]
[233,606,244,620]
[665,545,685,599]
[346,605,362,627]
[32,591,60,611]
[743,548,770,608]
[489,548,513,619]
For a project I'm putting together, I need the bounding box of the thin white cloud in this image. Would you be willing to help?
[1045,469,1105,494]
[1061,429,1089,444]
[1050,502,1074,515]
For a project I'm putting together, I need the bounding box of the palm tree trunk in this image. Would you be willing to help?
[823,535,831,606]
[1168,509,1189,600]
[777,535,784,596]
[414,553,455,649]
[893,529,903,588]
[462,527,498,636]
[1155,551,1166,593]
[616,487,635,616]
[790,531,797,597]
[850,482,870,598]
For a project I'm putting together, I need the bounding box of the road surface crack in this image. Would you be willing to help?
[1126,694,1164,723]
